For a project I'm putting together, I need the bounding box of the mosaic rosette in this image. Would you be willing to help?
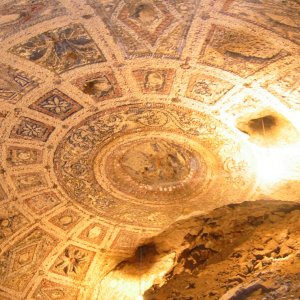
[54,103,256,228]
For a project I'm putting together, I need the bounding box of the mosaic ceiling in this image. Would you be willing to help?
[0,0,299,299]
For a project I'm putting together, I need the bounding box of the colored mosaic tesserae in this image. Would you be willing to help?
[0,0,299,299]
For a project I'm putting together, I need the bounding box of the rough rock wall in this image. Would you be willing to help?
[118,200,300,300]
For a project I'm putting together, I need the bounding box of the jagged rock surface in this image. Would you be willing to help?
[140,200,300,300]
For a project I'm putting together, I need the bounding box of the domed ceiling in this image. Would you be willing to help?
[0,0,299,299]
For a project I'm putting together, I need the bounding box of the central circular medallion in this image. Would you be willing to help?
[95,134,209,201]
[120,139,194,186]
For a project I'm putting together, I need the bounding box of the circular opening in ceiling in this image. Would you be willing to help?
[236,110,300,147]
[248,115,277,134]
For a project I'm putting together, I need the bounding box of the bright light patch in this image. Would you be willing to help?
[253,142,300,190]
[256,148,286,186]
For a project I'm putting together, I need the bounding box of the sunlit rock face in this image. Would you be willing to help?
[0,0,299,298]
[94,201,300,300]
[141,201,300,300]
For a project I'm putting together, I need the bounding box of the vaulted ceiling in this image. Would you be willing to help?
[0,0,299,299]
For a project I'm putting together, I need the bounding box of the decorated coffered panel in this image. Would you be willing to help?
[261,62,300,110]
[50,244,96,281]
[0,0,67,41]
[0,63,38,104]
[72,70,123,102]
[0,228,59,294]
[32,278,80,300]
[6,146,43,167]
[77,221,110,248]
[199,25,289,77]
[88,0,200,58]
[10,117,54,142]
[29,89,83,120]
[23,192,62,217]
[0,204,30,247]
[222,0,300,45]
[133,68,176,95]
[185,72,234,104]
[10,24,106,74]
[0,0,299,299]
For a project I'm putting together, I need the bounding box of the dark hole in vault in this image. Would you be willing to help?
[135,243,158,261]
[236,110,300,146]
[248,115,277,134]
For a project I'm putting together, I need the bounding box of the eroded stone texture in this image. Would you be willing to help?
[141,201,300,300]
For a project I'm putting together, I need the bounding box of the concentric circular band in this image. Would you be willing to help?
[54,103,255,227]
